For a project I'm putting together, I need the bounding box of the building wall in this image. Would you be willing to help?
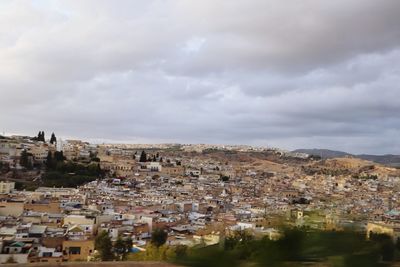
[0,202,24,217]
[24,201,61,213]
[64,216,95,226]
[0,182,15,194]
[62,240,94,262]
[0,254,29,264]
[161,166,184,176]
[1,261,177,267]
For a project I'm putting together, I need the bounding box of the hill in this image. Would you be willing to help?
[293,149,400,167]
[293,149,351,158]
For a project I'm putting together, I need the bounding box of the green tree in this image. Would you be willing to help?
[95,231,114,261]
[124,237,133,252]
[20,149,32,169]
[114,236,133,260]
[221,175,230,182]
[151,228,168,247]
[46,151,54,169]
[139,151,147,162]
[114,236,126,260]
[37,131,45,142]
[54,151,65,162]
[50,132,57,144]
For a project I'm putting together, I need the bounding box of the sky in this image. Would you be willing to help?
[1,0,400,154]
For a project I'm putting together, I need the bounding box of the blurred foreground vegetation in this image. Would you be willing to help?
[127,228,400,267]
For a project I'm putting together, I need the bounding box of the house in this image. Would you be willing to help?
[66,225,87,240]
[30,246,63,263]
[28,225,47,238]
[0,240,32,264]
[0,201,24,217]
[0,182,15,194]
[24,200,61,214]
[147,162,162,172]
[62,239,94,261]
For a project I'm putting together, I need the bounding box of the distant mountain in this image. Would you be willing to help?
[293,149,400,167]
[357,154,400,167]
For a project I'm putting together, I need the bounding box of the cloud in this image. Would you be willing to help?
[0,0,400,154]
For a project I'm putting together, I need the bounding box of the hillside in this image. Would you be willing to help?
[293,149,400,167]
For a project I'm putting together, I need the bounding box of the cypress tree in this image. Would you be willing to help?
[38,131,45,142]
[20,150,32,169]
[50,133,57,144]
[46,151,54,169]
[95,231,114,261]
[139,151,147,162]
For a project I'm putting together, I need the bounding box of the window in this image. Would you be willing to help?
[42,252,52,257]
[69,247,81,255]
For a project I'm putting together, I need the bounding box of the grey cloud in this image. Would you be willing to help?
[1,1,400,154]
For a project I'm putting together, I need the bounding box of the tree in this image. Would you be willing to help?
[54,151,65,162]
[95,231,114,261]
[151,228,168,247]
[20,149,32,169]
[37,131,45,142]
[139,151,147,162]
[152,155,157,162]
[124,237,133,252]
[114,236,126,260]
[221,175,230,182]
[114,236,133,260]
[50,132,57,144]
[46,151,54,169]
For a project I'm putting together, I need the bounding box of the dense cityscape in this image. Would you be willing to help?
[0,132,399,265]
[2,1,400,266]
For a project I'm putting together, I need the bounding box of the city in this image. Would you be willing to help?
[0,132,399,265]
[1,1,400,266]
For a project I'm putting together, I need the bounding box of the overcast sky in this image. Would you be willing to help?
[1,0,400,154]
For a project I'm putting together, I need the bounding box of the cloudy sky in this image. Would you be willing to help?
[1,0,400,154]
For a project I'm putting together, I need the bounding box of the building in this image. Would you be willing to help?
[0,181,15,194]
[62,239,94,261]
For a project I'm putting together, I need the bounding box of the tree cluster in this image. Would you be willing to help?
[95,231,133,261]
[42,157,103,188]
[36,131,45,142]
[32,131,57,144]
[175,229,400,267]
[46,151,65,169]
[151,228,168,247]
[20,149,33,170]
[139,151,162,163]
